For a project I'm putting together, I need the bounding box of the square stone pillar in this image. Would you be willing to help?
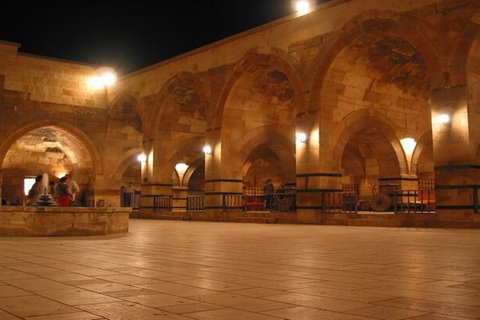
[432,86,480,223]
[295,120,342,222]
[204,129,243,218]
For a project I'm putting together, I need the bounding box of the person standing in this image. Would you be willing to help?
[263,179,274,211]
[120,186,126,207]
[56,176,73,207]
[27,174,43,205]
[65,174,79,206]
[49,180,57,201]
[124,182,135,207]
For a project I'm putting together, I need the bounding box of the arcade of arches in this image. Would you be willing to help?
[1,0,480,226]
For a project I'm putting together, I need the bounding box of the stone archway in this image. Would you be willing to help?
[215,52,300,180]
[308,13,441,116]
[411,130,434,185]
[0,123,100,205]
[151,74,208,183]
[310,14,435,195]
[235,126,295,190]
[330,110,407,198]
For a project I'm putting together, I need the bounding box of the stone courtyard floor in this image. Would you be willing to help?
[0,220,480,320]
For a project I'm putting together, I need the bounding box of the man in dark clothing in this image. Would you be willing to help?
[263,179,274,211]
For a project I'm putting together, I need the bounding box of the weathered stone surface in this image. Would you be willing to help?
[0,207,130,236]
[1,0,480,226]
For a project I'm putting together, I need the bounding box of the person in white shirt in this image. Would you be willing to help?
[65,174,80,206]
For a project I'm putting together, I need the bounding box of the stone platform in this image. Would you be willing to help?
[133,210,480,228]
[0,206,130,236]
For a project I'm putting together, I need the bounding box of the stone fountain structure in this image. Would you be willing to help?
[0,173,130,236]
[32,173,57,206]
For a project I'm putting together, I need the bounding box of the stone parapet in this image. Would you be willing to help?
[0,206,130,236]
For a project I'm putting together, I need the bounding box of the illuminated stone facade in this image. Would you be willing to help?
[1,0,480,226]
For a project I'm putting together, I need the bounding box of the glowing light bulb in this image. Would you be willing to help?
[295,0,311,15]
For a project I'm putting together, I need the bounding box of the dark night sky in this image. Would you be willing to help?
[0,1,329,75]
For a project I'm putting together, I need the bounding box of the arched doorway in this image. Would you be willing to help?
[1,125,96,205]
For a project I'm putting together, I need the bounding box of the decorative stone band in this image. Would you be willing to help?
[435,184,480,189]
[296,173,342,199]
[296,173,342,177]
[205,192,243,195]
[296,188,343,193]
[141,183,174,187]
[378,177,418,182]
[205,179,243,183]
[434,164,480,170]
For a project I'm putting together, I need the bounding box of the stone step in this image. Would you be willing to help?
[348,218,439,228]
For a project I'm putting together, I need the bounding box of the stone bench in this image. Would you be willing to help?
[0,206,130,236]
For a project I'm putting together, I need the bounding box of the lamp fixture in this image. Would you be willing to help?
[400,137,416,155]
[296,132,307,144]
[88,68,117,89]
[203,145,212,155]
[294,0,313,15]
[137,154,147,162]
[438,114,450,125]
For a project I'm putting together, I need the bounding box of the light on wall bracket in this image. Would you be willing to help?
[438,114,451,125]
[137,154,147,162]
[203,145,212,155]
[296,132,307,144]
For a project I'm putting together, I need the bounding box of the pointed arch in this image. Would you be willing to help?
[111,148,144,181]
[215,49,306,130]
[307,10,443,116]
[0,120,103,175]
[149,72,209,140]
[331,109,408,176]
[411,129,433,177]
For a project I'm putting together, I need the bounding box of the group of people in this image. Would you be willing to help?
[263,179,287,211]
[120,182,136,207]
[27,173,79,207]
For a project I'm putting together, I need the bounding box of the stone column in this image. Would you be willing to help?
[204,129,243,220]
[0,169,3,205]
[432,85,480,224]
[296,118,343,222]
[138,139,173,218]
[172,187,188,212]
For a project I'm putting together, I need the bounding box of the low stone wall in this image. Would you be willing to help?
[0,206,130,236]
[132,209,480,228]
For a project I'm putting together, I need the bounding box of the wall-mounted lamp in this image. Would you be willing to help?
[400,137,417,155]
[203,145,212,155]
[88,68,117,90]
[175,162,189,178]
[294,0,313,15]
[137,154,147,162]
[438,114,451,125]
[296,132,307,144]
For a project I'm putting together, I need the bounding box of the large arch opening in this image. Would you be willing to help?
[339,123,402,197]
[319,20,434,203]
[221,53,298,189]
[1,126,95,205]
[153,75,208,189]
[106,93,144,207]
